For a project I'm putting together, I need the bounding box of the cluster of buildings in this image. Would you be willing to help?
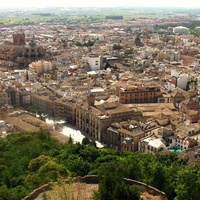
[1,15,200,161]
[0,33,47,68]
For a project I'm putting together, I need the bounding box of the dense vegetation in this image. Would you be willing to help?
[105,16,123,20]
[190,28,200,37]
[75,40,95,47]
[113,44,123,50]
[94,162,140,200]
[0,131,200,199]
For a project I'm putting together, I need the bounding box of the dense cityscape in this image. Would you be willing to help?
[1,5,200,200]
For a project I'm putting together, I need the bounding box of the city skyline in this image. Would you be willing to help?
[1,0,200,8]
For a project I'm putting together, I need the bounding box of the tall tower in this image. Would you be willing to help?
[13,33,25,45]
[87,93,95,107]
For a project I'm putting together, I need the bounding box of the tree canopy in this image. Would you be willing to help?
[0,131,198,199]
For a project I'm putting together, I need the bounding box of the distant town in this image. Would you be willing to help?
[1,7,200,163]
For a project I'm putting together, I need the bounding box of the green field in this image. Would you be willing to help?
[0,7,197,26]
[190,28,200,37]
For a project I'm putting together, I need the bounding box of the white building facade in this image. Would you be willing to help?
[85,55,103,71]
[173,26,189,34]
[177,74,190,90]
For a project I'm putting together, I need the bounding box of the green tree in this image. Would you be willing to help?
[75,42,82,46]
[37,160,68,182]
[95,162,140,200]
[186,81,191,91]
[12,185,29,200]
[175,162,200,200]
[125,27,132,33]
[86,39,95,46]
[82,137,90,146]
[151,163,166,191]
[28,155,51,172]
[80,145,100,162]
[64,155,90,176]
[68,135,73,144]
[0,185,18,200]
[163,163,179,200]
[113,44,122,50]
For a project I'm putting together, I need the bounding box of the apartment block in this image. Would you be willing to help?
[31,93,76,122]
[76,94,142,142]
[31,93,54,115]
[139,134,167,153]
[117,85,161,104]
[106,120,147,151]
[54,98,76,123]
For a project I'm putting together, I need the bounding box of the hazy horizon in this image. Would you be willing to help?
[1,0,200,9]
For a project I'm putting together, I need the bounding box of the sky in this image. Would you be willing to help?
[1,0,200,8]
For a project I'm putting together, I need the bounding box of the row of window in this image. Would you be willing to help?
[120,99,156,103]
[121,92,157,97]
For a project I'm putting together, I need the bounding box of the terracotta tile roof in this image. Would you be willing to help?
[5,117,40,132]
[170,87,190,98]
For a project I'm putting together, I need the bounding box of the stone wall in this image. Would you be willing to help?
[23,183,52,200]
[123,178,168,199]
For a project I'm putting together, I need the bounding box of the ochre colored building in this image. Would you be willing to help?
[76,94,142,142]
[106,120,147,151]
[31,93,76,123]
[54,98,76,123]
[117,85,161,104]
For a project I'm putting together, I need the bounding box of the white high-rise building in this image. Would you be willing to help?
[85,54,103,71]
[177,74,190,90]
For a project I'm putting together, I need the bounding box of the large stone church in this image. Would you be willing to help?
[0,33,48,68]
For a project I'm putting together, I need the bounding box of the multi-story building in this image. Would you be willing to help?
[106,120,147,151]
[179,98,200,124]
[183,110,199,124]
[177,74,190,90]
[4,87,20,107]
[170,87,190,108]
[28,60,54,75]
[139,134,167,153]
[0,33,47,67]
[180,99,200,113]
[19,90,31,106]
[31,93,55,115]
[76,94,142,142]
[84,54,104,71]
[157,94,171,103]
[117,85,161,104]
[157,50,180,62]
[13,33,26,45]
[31,93,76,122]
[169,133,198,151]
[54,98,76,123]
